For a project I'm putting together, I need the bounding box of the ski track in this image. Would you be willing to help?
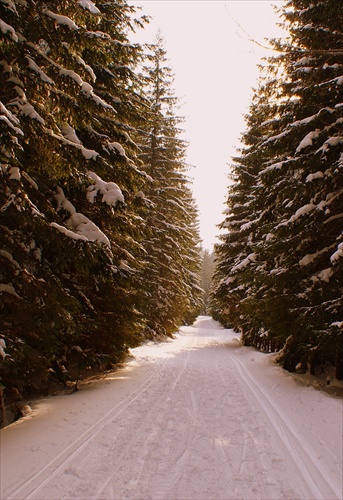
[1,317,342,500]
[219,342,341,500]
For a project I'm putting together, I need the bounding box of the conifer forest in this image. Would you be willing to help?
[0,0,342,420]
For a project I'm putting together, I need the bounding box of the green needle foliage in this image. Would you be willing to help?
[136,33,203,338]
[212,0,343,378]
[0,2,203,414]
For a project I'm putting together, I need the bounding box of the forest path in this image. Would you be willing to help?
[1,317,342,500]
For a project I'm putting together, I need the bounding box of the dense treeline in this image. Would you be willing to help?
[0,0,202,420]
[212,0,343,378]
[137,33,203,336]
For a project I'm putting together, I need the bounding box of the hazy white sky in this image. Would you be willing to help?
[132,1,284,250]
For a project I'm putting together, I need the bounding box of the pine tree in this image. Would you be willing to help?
[212,0,343,377]
[0,0,150,399]
[200,249,215,315]
[136,33,202,338]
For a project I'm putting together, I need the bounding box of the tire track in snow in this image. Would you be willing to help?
[6,365,162,500]
[220,341,342,500]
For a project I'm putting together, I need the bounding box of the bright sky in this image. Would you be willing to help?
[132,1,284,250]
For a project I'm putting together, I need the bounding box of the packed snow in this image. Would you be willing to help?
[1,317,342,500]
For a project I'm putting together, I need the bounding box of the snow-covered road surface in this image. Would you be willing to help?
[1,316,342,500]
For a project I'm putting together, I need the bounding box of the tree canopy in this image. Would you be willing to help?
[212,0,343,378]
[0,1,203,411]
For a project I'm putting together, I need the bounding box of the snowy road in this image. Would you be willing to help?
[1,317,342,500]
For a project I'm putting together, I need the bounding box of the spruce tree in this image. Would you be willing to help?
[200,249,215,315]
[136,33,202,337]
[0,0,150,398]
[212,0,343,377]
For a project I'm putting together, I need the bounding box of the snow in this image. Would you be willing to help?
[87,171,124,206]
[85,30,111,39]
[45,11,79,30]
[294,56,312,67]
[306,171,324,182]
[288,203,316,223]
[0,101,20,126]
[135,190,145,199]
[264,129,289,145]
[8,166,21,181]
[296,130,320,152]
[22,171,38,190]
[53,187,111,246]
[0,338,7,359]
[0,282,22,299]
[50,222,89,242]
[49,129,99,160]
[76,56,96,82]
[81,82,114,110]
[299,245,332,266]
[25,56,55,85]
[106,141,126,156]
[331,242,343,263]
[1,317,342,500]
[18,102,45,124]
[317,267,333,282]
[60,124,82,145]
[292,108,335,129]
[0,18,18,42]
[118,260,133,272]
[3,93,43,128]
[260,161,285,175]
[9,91,45,125]
[0,1,18,13]
[0,113,23,135]
[59,68,83,86]
[318,135,343,153]
[231,253,256,273]
[0,249,20,268]
[68,212,111,246]
[78,0,101,14]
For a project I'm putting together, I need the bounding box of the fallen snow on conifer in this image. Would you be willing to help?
[45,11,79,30]
[78,0,101,15]
[52,187,111,246]
[0,18,18,41]
[87,171,124,206]
[331,242,343,262]
[296,130,320,152]
[50,128,99,160]
[26,56,55,85]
